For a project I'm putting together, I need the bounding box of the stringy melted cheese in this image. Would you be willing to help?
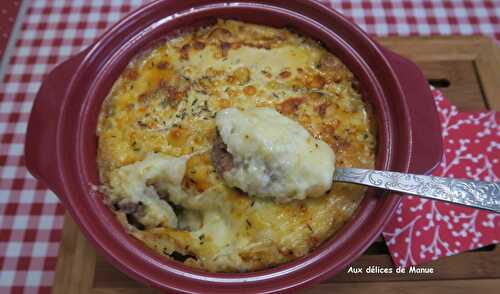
[97,20,376,272]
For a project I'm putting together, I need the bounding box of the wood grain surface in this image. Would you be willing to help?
[52,36,500,294]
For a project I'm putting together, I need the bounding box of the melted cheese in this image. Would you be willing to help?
[108,153,189,228]
[97,19,376,272]
[216,107,335,201]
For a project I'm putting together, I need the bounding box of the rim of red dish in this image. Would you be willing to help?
[53,0,412,292]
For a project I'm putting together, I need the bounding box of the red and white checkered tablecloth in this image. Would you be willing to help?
[0,1,498,293]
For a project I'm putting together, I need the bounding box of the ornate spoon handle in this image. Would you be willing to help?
[334,168,500,213]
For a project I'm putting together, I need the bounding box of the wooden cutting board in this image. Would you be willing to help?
[51,36,500,294]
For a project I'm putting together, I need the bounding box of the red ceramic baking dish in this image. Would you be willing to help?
[25,0,442,292]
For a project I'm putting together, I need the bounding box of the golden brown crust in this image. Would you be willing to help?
[97,19,376,272]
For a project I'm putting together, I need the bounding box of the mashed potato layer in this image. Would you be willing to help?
[97,19,376,272]
[216,107,335,202]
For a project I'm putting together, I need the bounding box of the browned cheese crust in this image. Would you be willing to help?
[97,20,377,272]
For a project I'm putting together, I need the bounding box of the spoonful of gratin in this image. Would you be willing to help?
[212,107,500,212]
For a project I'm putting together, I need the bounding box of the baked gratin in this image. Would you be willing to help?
[97,20,376,272]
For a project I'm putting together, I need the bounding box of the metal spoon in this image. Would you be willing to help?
[211,137,500,213]
[334,168,500,213]
[212,111,499,214]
